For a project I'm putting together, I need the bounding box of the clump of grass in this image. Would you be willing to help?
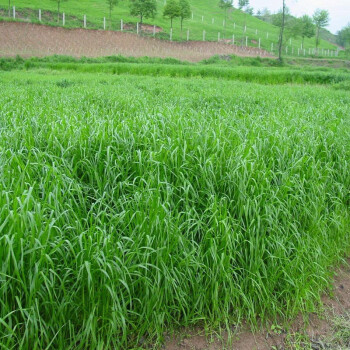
[0,70,350,349]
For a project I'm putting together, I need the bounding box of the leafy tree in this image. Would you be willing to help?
[106,0,118,29]
[337,24,350,49]
[130,0,157,25]
[163,0,180,29]
[238,0,249,10]
[245,6,254,15]
[299,15,315,49]
[8,0,11,17]
[50,0,67,23]
[313,9,330,49]
[277,0,286,61]
[179,0,191,32]
[218,0,232,37]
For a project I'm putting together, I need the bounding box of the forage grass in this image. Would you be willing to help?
[0,70,350,349]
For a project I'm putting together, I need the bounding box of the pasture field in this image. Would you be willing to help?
[0,63,350,349]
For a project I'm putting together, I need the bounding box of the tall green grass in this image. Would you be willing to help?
[0,70,350,349]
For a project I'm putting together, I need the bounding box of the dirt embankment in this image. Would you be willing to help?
[0,21,273,62]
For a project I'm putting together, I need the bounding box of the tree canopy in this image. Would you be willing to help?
[130,0,157,24]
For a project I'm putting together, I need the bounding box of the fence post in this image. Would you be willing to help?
[153,25,156,36]
[266,32,269,39]
[234,23,236,29]
[223,19,225,27]
[103,17,106,30]
[121,19,123,31]
[271,42,273,52]
[13,6,15,19]
[258,38,261,49]
[84,15,86,28]
[244,25,246,33]
[203,30,205,41]
[62,13,65,26]
[256,29,258,34]
[285,46,288,54]
[304,49,306,56]
[212,18,214,24]
[137,22,139,34]
[187,29,189,41]
[245,36,248,47]
[232,34,234,45]
[218,32,220,41]
[298,48,300,56]
[202,16,204,22]
[39,9,41,21]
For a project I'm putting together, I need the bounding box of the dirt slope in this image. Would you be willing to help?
[0,22,273,62]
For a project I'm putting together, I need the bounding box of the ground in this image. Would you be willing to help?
[164,260,350,350]
[0,22,272,61]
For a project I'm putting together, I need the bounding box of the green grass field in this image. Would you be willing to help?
[0,0,337,52]
[0,59,350,349]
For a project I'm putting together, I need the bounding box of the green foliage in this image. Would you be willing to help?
[313,9,330,48]
[106,0,118,25]
[299,15,315,48]
[238,0,249,10]
[130,0,157,23]
[0,64,350,349]
[163,0,180,28]
[179,0,191,31]
[337,24,350,49]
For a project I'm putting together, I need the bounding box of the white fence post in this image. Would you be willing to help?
[266,32,269,39]
[212,18,214,24]
[201,16,204,22]
[256,29,258,34]
[39,9,41,22]
[121,19,123,31]
[62,13,65,26]
[218,32,220,41]
[232,34,235,44]
[244,25,246,33]
[137,22,139,34]
[203,30,205,41]
[223,19,225,27]
[103,17,106,30]
[84,15,86,28]
[271,42,274,52]
[258,38,261,49]
[245,36,248,47]
[13,6,15,19]
[153,25,156,36]
[187,29,189,41]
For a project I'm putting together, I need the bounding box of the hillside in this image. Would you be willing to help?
[0,0,337,54]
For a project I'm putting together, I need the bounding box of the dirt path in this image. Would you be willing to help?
[165,260,350,350]
[0,22,273,62]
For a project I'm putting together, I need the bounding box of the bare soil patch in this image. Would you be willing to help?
[0,22,273,62]
[164,260,350,350]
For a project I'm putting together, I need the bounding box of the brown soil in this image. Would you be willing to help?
[0,21,273,62]
[164,260,350,350]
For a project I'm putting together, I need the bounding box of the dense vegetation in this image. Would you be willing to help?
[1,64,350,349]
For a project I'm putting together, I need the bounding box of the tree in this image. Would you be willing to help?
[337,24,350,49]
[299,15,315,49]
[218,0,232,37]
[130,0,157,25]
[106,0,118,29]
[163,0,180,29]
[238,0,249,10]
[313,9,330,49]
[278,0,286,61]
[50,0,67,23]
[8,0,11,17]
[179,0,191,33]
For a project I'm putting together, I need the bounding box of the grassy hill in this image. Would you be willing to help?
[0,0,337,54]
